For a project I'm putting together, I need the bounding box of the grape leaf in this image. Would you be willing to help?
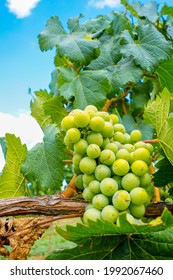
[0,134,28,199]
[157,56,173,92]
[144,88,173,166]
[38,16,100,66]
[21,125,65,190]
[57,67,111,109]
[46,209,173,260]
[120,24,172,72]
[153,158,173,187]
[160,4,173,17]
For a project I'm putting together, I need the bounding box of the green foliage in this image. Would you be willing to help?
[0,134,28,198]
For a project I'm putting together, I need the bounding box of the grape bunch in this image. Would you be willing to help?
[61,105,153,225]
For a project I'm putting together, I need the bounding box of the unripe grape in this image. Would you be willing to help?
[112,175,122,189]
[130,187,149,205]
[131,160,149,176]
[116,148,130,161]
[69,109,82,116]
[105,142,118,154]
[73,111,90,127]
[113,132,125,143]
[109,114,119,124]
[101,205,119,223]
[130,130,142,142]
[101,121,114,138]
[146,143,154,154]
[123,143,135,153]
[89,116,105,132]
[75,174,84,190]
[95,111,110,121]
[61,115,76,131]
[114,123,126,134]
[74,139,88,155]
[129,203,145,218]
[88,180,100,194]
[86,144,101,159]
[82,173,95,186]
[140,173,152,188]
[100,178,118,196]
[99,149,116,165]
[101,138,110,149]
[82,187,95,200]
[83,208,101,223]
[87,132,103,147]
[123,133,131,144]
[112,159,130,176]
[112,190,131,210]
[95,164,111,181]
[92,193,109,210]
[66,128,81,143]
[79,157,97,174]
[132,147,151,164]
[72,153,82,166]
[84,105,98,112]
[121,172,140,191]
[134,141,147,149]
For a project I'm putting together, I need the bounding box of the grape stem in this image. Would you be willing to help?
[61,173,77,198]
[63,160,73,164]
[149,163,160,202]
[143,138,160,143]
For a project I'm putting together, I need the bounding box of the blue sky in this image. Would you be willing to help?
[0,0,172,170]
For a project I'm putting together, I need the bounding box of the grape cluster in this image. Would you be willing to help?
[61,105,153,225]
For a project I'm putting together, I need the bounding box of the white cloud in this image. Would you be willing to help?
[88,0,120,9]
[0,111,43,171]
[6,0,41,18]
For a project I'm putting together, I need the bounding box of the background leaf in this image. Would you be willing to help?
[0,134,28,198]
[156,56,173,92]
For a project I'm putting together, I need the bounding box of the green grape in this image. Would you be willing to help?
[79,157,97,174]
[113,132,125,143]
[85,203,94,211]
[101,121,114,138]
[82,187,95,200]
[101,205,119,223]
[82,173,95,186]
[86,132,103,147]
[74,139,88,155]
[132,147,151,164]
[105,142,118,154]
[113,141,123,150]
[165,197,173,203]
[99,149,116,165]
[123,143,135,153]
[95,111,110,121]
[116,148,130,161]
[92,193,109,210]
[112,175,122,189]
[121,172,140,191]
[131,160,149,176]
[64,134,73,149]
[73,111,90,128]
[116,212,137,226]
[75,174,84,190]
[86,144,101,159]
[109,114,119,124]
[88,180,100,194]
[123,133,131,144]
[130,130,142,142]
[66,128,81,143]
[146,143,154,154]
[101,138,110,149]
[113,123,126,134]
[129,203,145,218]
[112,190,131,210]
[69,109,82,116]
[130,187,149,205]
[95,164,111,181]
[84,105,98,112]
[112,159,130,176]
[89,116,105,132]
[83,208,101,223]
[100,178,118,196]
[61,115,76,131]
[72,153,82,166]
[134,141,147,149]
[73,165,82,175]
[140,173,152,188]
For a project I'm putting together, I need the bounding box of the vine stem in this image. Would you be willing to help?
[63,160,73,164]
[149,163,160,202]
[143,138,160,143]
[101,98,116,112]
[61,173,77,198]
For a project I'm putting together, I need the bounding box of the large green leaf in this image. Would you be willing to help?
[157,56,173,92]
[121,24,172,72]
[0,134,28,198]
[153,158,173,187]
[46,209,173,260]
[38,16,100,66]
[21,125,65,190]
[58,67,111,109]
[144,88,173,166]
